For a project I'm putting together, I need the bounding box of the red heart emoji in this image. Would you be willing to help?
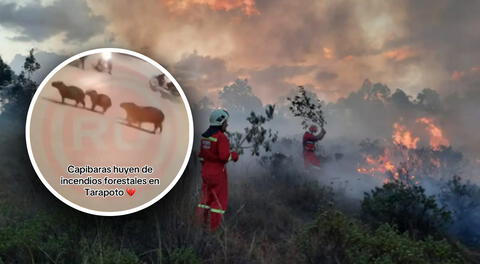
[126,188,136,196]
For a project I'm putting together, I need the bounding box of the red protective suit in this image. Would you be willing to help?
[303,131,322,168]
[196,130,238,231]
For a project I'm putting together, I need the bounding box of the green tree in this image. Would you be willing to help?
[390,88,413,108]
[416,88,442,112]
[294,210,465,264]
[23,49,40,80]
[440,175,480,246]
[3,68,38,115]
[362,181,451,239]
[287,86,326,129]
[229,104,278,156]
[0,56,13,86]
[359,80,391,101]
[218,79,263,112]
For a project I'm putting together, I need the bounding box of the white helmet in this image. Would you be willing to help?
[209,109,229,126]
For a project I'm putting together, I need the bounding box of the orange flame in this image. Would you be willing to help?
[416,117,449,149]
[358,118,450,184]
[357,149,396,181]
[392,123,419,149]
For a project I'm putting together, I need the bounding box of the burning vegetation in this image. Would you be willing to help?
[417,117,450,149]
[357,117,462,186]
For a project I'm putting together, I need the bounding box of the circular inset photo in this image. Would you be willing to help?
[26,48,193,216]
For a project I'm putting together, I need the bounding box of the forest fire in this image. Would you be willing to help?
[356,149,396,181]
[416,117,449,149]
[357,117,457,185]
[392,122,419,149]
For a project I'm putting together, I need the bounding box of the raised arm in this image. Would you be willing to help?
[315,128,326,141]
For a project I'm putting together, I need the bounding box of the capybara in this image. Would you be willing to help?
[120,102,165,134]
[51,81,85,107]
[85,89,112,113]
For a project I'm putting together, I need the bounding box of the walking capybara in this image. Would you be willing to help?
[85,89,112,113]
[120,102,165,134]
[51,81,85,107]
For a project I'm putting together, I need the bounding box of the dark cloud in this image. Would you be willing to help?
[316,71,338,82]
[173,52,237,94]
[0,0,105,42]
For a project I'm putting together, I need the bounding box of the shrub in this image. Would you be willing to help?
[361,181,451,239]
[294,210,465,264]
[440,176,480,246]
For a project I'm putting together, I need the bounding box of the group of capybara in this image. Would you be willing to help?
[51,81,165,134]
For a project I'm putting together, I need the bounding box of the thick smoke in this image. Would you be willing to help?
[192,77,480,202]
[87,0,480,103]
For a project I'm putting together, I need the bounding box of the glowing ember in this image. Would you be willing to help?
[416,117,449,149]
[392,123,419,149]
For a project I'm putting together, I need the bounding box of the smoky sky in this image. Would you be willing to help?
[2,0,478,103]
[0,0,105,42]
[248,65,317,100]
[385,0,480,71]
[86,0,479,103]
[316,71,339,82]
[173,52,237,92]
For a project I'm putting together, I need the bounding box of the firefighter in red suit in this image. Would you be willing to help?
[196,109,239,231]
[303,125,326,168]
